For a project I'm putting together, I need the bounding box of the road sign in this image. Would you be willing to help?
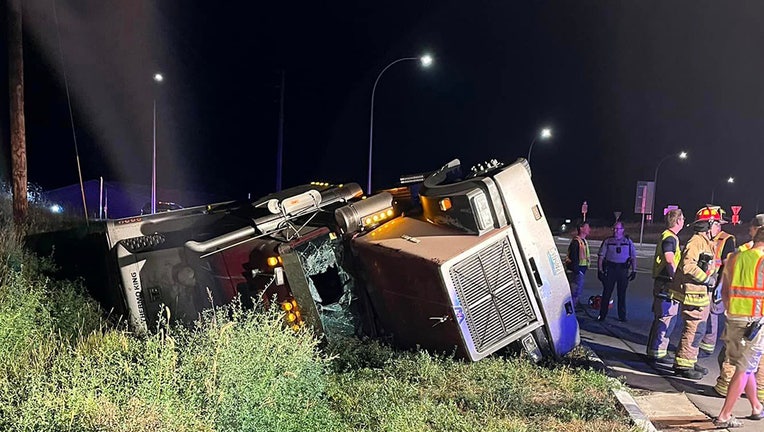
[614,211,622,221]
[635,181,655,215]
[731,205,742,225]
[636,181,655,247]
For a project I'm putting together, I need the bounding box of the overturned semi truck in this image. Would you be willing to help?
[85,157,579,361]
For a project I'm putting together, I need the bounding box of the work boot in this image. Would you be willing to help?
[694,363,709,375]
[648,355,674,366]
[674,367,704,380]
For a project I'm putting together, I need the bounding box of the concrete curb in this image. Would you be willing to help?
[613,389,659,432]
[582,344,659,432]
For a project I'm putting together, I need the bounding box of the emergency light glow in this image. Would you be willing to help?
[49,204,63,213]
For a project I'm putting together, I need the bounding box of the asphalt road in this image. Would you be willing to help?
[554,236,762,431]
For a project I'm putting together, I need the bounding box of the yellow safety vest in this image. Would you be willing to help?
[739,241,753,253]
[713,231,735,266]
[653,230,681,279]
[574,236,590,267]
[727,248,764,317]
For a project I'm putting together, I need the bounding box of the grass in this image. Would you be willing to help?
[0,197,640,431]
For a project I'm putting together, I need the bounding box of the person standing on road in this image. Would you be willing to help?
[714,214,764,400]
[645,208,685,364]
[565,221,591,306]
[699,220,736,356]
[596,221,637,322]
[712,226,764,429]
[670,206,722,380]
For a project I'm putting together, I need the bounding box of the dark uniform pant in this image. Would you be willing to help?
[599,261,629,320]
[646,279,679,359]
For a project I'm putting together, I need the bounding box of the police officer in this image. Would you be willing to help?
[597,221,637,322]
[645,208,684,364]
[566,221,591,306]
[670,206,721,380]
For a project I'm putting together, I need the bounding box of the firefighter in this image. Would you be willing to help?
[565,221,591,306]
[714,214,764,399]
[699,214,735,356]
[596,221,637,322]
[645,208,684,364]
[712,226,764,428]
[670,206,722,380]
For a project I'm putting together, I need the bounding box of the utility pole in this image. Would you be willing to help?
[276,69,285,191]
[8,0,28,224]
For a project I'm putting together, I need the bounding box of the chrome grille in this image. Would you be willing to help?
[449,236,537,352]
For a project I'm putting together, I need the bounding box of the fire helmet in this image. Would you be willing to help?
[692,205,727,232]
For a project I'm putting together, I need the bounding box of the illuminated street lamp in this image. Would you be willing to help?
[151,72,163,214]
[710,176,734,204]
[525,127,552,167]
[652,150,688,213]
[367,54,433,194]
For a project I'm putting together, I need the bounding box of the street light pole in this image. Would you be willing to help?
[526,127,552,167]
[652,150,687,216]
[367,54,433,194]
[151,73,163,214]
[710,177,734,204]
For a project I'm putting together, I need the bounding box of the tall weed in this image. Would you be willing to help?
[327,338,637,432]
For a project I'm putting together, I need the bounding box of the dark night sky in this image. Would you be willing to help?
[1,1,763,222]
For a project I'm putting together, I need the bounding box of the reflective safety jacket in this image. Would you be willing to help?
[670,232,717,307]
[726,248,764,318]
[713,231,736,267]
[572,236,590,267]
[739,241,753,253]
[653,230,681,280]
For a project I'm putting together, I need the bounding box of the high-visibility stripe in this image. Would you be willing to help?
[713,232,734,266]
[675,356,696,368]
[728,250,764,317]
[574,236,590,266]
